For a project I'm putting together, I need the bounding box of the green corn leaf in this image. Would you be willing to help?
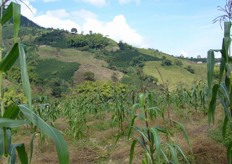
[208,84,219,123]
[225,64,231,89]
[144,151,153,163]
[222,22,231,60]
[129,140,137,164]
[223,116,228,139]
[155,126,168,134]
[9,144,28,164]
[227,140,232,164]
[172,120,191,150]
[1,2,21,42]
[160,148,169,163]
[219,56,226,83]
[3,105,19,119]
[150,128,161,162]
[174,144,190,164]
[166,143,179,164]
[29,133,36,164]
[0,129,11,157]
[0,118,27,128]
[139,93,145,108]
[0,43,19,72]
[18,104,70,164]
[134,127,149,143]
[0,128,5,156]
[207,49,215,94]
[128,115,137,139]
[19,44,32,109]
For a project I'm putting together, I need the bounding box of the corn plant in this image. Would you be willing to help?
[110,88,131,133]
[128,92,191,164]
[207,1,232,162]
[0,1,69,163]
[207,21,232,163]
[63,98,89,139]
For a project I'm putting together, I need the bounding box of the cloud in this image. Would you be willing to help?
[43,0,59,2]
[75,0,107,7]
[20,1,148,48]
[118,0,141,5]
[19,0,37,20]
[80,15,148,47]
[33,10,81,30]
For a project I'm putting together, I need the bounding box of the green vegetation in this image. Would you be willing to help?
[0,1,230,163]
[207,21,232,162]
[35,59,80,81]
[0,1,69,163]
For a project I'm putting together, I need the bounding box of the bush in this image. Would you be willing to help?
[186,65,195,74]
[161,59,172,66]
[83,71,96,81]
[175,59,183,66]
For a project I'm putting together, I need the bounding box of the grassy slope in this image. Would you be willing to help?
[38,46,124,83]
[139,49,207,90]
[144,60,207,90]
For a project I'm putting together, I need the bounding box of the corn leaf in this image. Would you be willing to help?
[150,128,161,163]
[18,44,32,109]
[0,43,19,72]
[208,84,219,123]
[0,129,4,156]
[174,144,190,164]
[9,144,28,164]
[172,120,191,150]
[223,116,228,139]
[1,2,20,42]
[29,133,36,164]
[134,127,149,143]
[128,115,137,139]
[166,143,179,164]
[207,49,215,94]
[129,140,137,164]
[18,104,70,164]
[0,118,27,128]
[3,105,19,119]
[227,140,232,164]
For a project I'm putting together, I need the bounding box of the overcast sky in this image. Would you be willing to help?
[19,0,225,57]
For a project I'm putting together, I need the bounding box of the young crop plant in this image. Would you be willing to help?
[0,1,69,163]
[128,92,191,164]
[207,1,232,162]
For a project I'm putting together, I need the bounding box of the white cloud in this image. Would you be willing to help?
[33,10,81,30]
[75,0,107,7]
[118,0,141,5]
[19,0,37,20]
[17,0,148,48]
[81,15,148,47]
[43,0,59,2]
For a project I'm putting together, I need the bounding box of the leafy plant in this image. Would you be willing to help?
[207,20,232,163]
[128,92,191,164]
[0,1,69,163]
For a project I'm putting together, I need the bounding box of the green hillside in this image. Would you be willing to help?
[3,18,208,92]
[144,60,207,90]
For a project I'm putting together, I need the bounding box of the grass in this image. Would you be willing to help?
[35,58,80,81]
[143,60,207,90]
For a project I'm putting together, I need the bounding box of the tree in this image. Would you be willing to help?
[71,27,77,34]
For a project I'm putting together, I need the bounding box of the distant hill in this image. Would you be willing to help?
[3,14,207,95]
[20,15,43,28]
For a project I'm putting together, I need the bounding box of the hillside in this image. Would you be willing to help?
[2,16,208,95]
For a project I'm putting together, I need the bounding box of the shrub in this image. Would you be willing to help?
[83,71,95,81]
[186,65,195,74]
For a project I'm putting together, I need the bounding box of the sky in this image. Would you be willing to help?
[18,0,225,58]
